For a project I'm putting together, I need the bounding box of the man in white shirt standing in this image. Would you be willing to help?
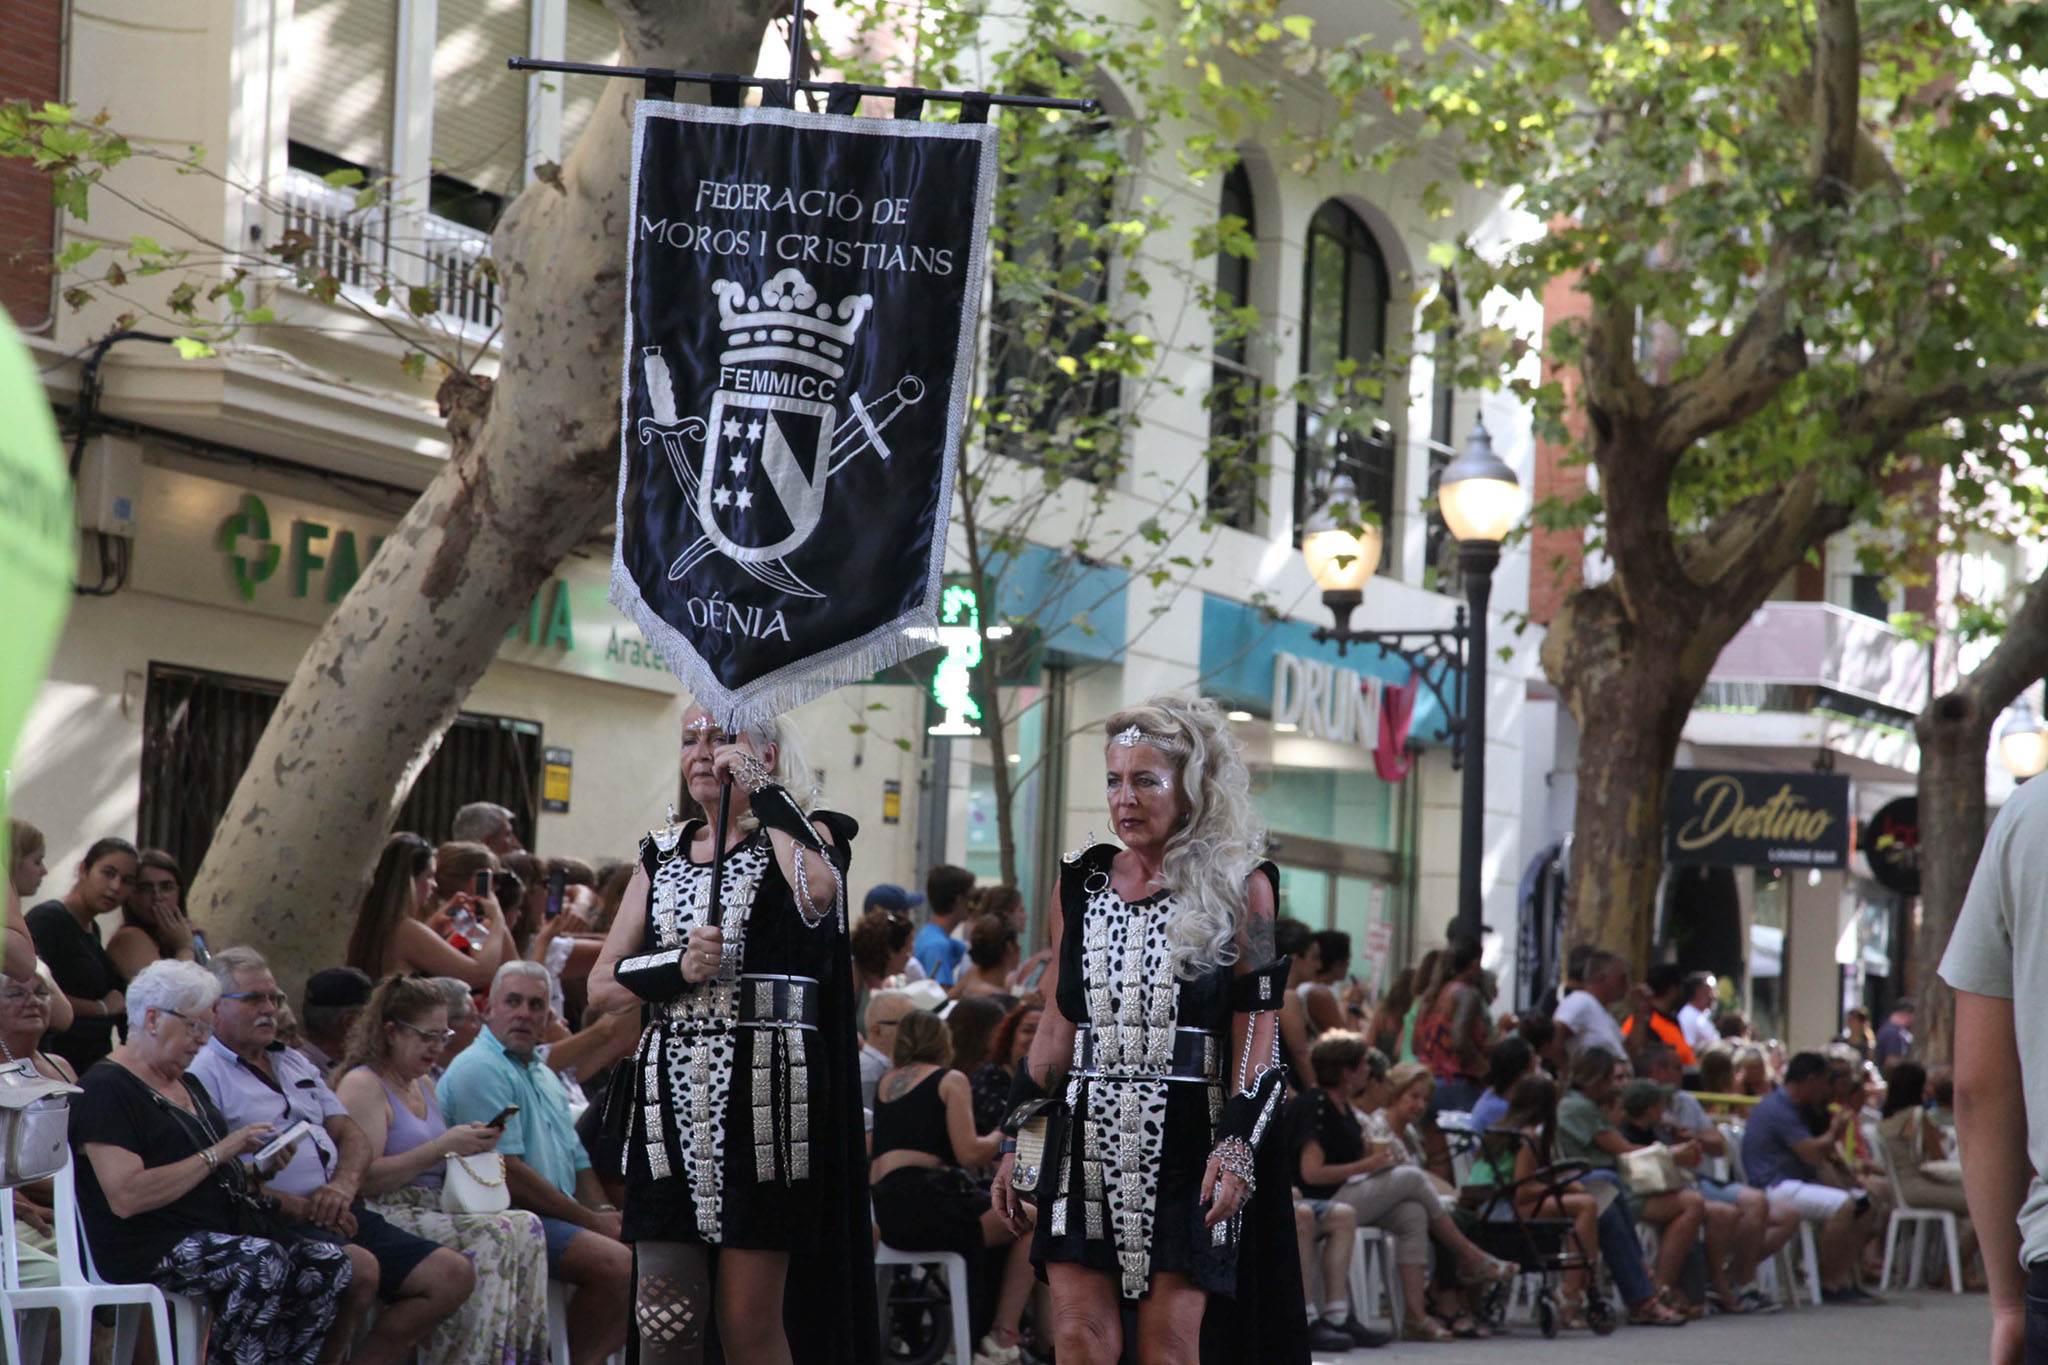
[1677,972,1721,1057]
[1552,950,1630,1060]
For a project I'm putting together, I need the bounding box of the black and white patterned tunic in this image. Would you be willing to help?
[1034,845,1246,1299]
[621,818,853,1251]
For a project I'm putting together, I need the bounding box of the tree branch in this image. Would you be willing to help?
[1650,0,1861,455]
[1957,568,2048,717]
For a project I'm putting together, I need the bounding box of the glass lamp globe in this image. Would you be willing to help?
[2000,701,2048,781]
[1438,416,1522,546]
[1300,475,1382,598]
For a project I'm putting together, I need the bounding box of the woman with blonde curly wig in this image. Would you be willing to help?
[992,695,1306,1364]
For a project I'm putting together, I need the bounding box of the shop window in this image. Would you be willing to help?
[1295,200,1394,555]
[138,663,543,872]
[1207,161,1261,529]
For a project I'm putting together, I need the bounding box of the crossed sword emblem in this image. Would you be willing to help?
[637,374,926,599]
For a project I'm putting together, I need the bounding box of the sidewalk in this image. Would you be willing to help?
[1312,1290,1992,1364]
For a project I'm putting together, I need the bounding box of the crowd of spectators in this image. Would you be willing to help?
[1259,928,1966,1345]
[0,809,1966,1360]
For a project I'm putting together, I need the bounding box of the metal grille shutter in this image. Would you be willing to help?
[434,0,531,196]
[289,0,399,170]
[139,664,544,870]
[559,0,620,163]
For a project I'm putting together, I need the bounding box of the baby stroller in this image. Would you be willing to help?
[1457,1127,1618,1338]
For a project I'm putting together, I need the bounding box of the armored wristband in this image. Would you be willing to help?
[748,781,826,853]
[615,948,689,1003]
[1002,1067,1051,1134]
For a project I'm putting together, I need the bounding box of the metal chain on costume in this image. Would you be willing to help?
[788,831,843,930]
[1212,1135,1256,1193]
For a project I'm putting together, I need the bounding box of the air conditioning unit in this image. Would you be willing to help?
[75,433,144,537]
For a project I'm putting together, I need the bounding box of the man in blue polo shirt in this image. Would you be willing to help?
[441,960,630,1365]
[1740,1051,1880,1305]
[192,946,473,1362]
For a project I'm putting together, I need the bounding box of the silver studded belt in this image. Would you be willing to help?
[1069,1024,1220,1083]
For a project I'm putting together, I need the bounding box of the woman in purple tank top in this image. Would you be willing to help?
[335,976,552,1364]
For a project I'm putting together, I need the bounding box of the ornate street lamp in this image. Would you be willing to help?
[1299,417,1521,946]
[1999,695,2048,782]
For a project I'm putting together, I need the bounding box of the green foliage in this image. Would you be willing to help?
[1285,0,2048,628]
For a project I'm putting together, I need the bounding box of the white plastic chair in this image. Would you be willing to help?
[1348,1227,1402,1334]
[0,1155,182,1364]
[875,1242,972,1365]
[1874,1121,1963,1294]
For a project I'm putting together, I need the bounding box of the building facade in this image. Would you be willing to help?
[15,0,1541,996]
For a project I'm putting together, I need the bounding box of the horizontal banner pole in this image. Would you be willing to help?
[507,57,1099,113]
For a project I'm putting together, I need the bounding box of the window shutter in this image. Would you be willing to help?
[434,0,530,196]
[290,0,398,171]
[560,0,620,162]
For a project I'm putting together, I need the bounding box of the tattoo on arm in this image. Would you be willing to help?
[1243,897,1275,965]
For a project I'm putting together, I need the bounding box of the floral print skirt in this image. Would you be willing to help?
[369,1184,551,1365]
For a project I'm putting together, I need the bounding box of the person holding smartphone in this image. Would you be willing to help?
[588,705,876,1365]
[336,974,552,1365]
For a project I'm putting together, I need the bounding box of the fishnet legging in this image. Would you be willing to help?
[635,1240,712,1364]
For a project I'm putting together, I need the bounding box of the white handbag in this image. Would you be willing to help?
[442,1151,511,1214]
[0,1059,78,1188]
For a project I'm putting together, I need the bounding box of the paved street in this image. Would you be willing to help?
[1312,1290,1991,1363]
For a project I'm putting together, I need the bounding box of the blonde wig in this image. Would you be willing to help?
[1101,695,1265,980]
[682,703,824,814]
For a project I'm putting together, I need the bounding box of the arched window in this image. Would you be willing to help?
[1207,160,1260,528]
[1295,200,1394,552]
[986,82,1120,477]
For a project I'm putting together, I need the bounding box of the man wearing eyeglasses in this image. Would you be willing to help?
[189,946,473,1363]
[861,988,915,1114]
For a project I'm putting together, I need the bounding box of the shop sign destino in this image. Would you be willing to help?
[1665,768,1851,869]
[1272,651,1383,748]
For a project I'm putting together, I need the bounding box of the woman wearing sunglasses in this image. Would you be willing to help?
[334,974,552,1364]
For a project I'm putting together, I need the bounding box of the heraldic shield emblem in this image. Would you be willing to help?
[612,100,997,726]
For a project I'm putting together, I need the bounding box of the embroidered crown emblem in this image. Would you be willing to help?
[712,268,874,379]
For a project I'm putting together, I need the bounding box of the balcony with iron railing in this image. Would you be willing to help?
[278,167,499,344]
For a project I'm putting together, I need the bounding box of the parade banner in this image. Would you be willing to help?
[612,101,997,725]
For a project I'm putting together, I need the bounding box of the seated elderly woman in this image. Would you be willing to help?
[68,959,357,1365]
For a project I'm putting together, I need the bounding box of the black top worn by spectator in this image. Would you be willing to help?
[1282,1087,1365,1200]
[70,1062,244,1282]
[968,1061,1010,1136]
[28,900,127,1071]
[871,1068,958,1164]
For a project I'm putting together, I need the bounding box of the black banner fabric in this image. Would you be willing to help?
[1665,768,1852,869]
[612,102,996,724]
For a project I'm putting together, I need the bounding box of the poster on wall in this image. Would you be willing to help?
[611,101,998,725]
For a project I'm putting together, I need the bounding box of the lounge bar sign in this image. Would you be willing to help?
[1665,769,1851,869]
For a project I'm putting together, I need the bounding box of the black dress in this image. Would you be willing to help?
[27,901,125,1073]
[1031,845,1307,1362]
[619,815,878,1364]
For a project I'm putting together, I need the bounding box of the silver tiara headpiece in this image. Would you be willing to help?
[1112,724,1186,756]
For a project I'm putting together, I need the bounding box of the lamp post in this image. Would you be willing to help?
[1435,418,1521,945]
[1299,418,1520,948]
[1999,694,2048,782]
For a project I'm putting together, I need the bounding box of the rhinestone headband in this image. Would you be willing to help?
[1111,724,1186,756]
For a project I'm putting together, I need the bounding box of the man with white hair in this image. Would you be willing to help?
[452,801,522,857]
[441,959,630,1365]
[189,946,474,1362]
[861,987,914,1112]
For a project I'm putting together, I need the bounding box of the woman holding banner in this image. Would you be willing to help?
[992,696,1307,1364]
[589,706,877,1365]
